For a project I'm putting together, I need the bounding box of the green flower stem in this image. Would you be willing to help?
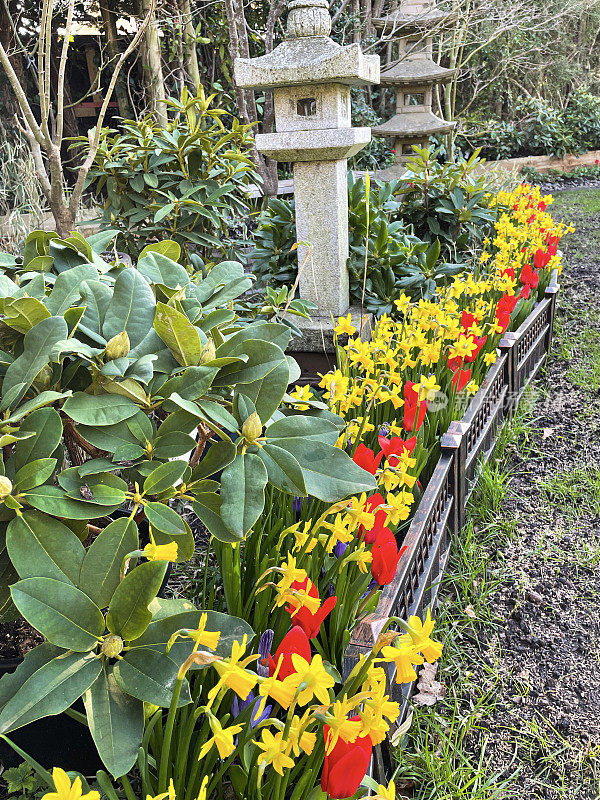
[158,674,184,792]
[120,774,137,800]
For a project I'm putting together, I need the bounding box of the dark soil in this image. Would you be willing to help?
[0,618,43,660]
[458,188,600,798]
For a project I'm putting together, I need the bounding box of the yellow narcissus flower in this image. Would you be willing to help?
[186,612,221,652]
[145,779,176,800]
[288,712,317,756]
[284,653,335,706]
[380,639,424,684]
[198,714,243,759]
[253,728,295,775]
[374,780,396,800]
[42,769,100,800]
[406,609,443,662]
[207,636,258,705]
[484,352,498,366]
[334,313,356,337]
[322,698,363,753]
[143,536,178,562]
[288,384,313,410]
[195,776,209,800]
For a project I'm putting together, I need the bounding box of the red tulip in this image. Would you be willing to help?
[520,262,539,289]
[460,311,476,330]
[377,435,417,467]
[268,626,312,680]
[452,367,471,392]
[352,443,383,475]
[286,578,337,639]
[371,529,407,586]
[403,381,427,433]
[321,719,372,799]
[358,493,387,544]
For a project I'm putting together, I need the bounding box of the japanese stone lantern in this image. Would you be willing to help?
[372,0,457,179]
[235,0,380,375]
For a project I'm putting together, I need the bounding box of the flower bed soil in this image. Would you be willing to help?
[0,619,43,660]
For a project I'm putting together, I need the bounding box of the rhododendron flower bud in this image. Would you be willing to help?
[105,330,130,359]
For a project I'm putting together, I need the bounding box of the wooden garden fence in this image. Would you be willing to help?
[342,277,560,780]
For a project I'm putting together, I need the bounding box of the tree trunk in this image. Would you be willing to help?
[140,0,168,126]
[99,0,132,118]
[178,0,201,91]
[0,0,25,128]
[223,0,279,197]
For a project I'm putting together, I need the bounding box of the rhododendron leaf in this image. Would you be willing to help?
[13,457,57,491]
[7,511,84,584]
[11,577,104,651]
[259,444,306,496]
[103,268,155,349]
[240,357,290,423]
[0,316,68,411]
[83,664,144,778]
[79,517,139,609]
[22,485,121,519]
[191,440,236,482]
[143,460,187,496]
[144,502,187,538]
[113,649,191,708]
[266,415,340,445]
[106,561,167,642]
[150,516,195,562]
[0,651,101,735]
[220,453,268,537]
[212,339,287,387]
[154,302,205,366]
[191,493,242,543]
[63,392,140,426]
[271,440,377,501]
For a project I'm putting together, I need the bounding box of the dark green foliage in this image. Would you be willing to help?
[82,88,259,264]
[461,89,600,160]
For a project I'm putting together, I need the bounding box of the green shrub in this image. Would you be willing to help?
[460,88,600,160]
[82,87,258,264]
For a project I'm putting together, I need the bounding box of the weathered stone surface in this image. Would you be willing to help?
[235,39,379,91]
[291,305,372,354]
[255,128,371,162]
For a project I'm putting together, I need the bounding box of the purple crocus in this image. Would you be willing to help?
[231,692,272,728]
[257,629,274,677]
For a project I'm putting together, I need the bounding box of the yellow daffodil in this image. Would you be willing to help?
[406,609,443,662]
[253,728,295,775]
[284,653,335,706]
[380,640,424,684]
[198,714,243,759]
[207,636,258,705]
[334,313,356,337]
[322,698,363,753]
[42,770,100,800]
[143,535,178,562]
[289,384,313,410]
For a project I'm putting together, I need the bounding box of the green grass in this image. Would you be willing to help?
[553,307,600,391]
[538,464,600,518]
[392,397,539,798]
[550,187,600,216]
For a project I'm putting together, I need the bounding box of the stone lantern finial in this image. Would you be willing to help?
[286,0,332,38]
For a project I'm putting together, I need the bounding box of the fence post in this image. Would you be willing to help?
[440,421,468,535]
[544,268,560,352]
[499,332,518,416]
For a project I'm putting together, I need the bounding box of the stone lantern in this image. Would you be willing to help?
[235,0,379,376]
[372,0,457,179]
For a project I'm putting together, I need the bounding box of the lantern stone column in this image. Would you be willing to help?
[235,0,379,374]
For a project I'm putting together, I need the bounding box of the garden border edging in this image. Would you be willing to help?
[342,275,559,767]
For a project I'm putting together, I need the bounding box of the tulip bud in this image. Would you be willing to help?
[101,634,124,658]
[105,331,130,360]
[199,338,216,364]
[0,476,12,500]
[241,412,262,443]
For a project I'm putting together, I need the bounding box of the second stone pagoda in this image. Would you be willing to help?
[372,0,457,179]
